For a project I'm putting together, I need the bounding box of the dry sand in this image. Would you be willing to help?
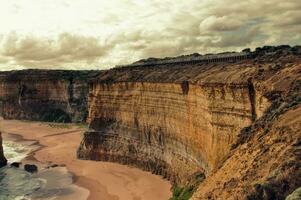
[0,119,171,200]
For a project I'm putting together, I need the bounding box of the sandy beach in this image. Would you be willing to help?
[0,119,171,200]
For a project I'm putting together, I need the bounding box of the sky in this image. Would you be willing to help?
[0,0,300,71]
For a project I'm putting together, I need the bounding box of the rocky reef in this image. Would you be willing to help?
[78,46,301,199]
[0,131,7,167]
[0,70,100,123]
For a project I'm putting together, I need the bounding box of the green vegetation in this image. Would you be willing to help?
[47,123,72,129]
[171,185,195,200]
[75,123,89,130]
[170,172,205,200]
[41,109,71,123]
[47,122,88,130]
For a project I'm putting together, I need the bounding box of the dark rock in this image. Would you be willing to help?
[24,164,38,173]
[47,163,66,168]
[48,164,59,168]
[10,162,21,168]
[0,132,7,168]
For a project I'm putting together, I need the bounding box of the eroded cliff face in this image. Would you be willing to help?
[0,70,100,123]
[78,61,270,184]
[78,46,301,199]
[0,131,7,167]
[1,46,299,199]
[192,62,301,200]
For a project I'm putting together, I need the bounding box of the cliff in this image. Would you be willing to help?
[191,56,301,199]
[0,70,100,123]
[78,71,269,182]
[0,46,300,199]
[78,46,301,199]
[0,131,7,167]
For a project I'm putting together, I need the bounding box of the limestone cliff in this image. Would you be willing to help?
[0,70,100,123]
[0,131,7,167]
[0,46,300,199]
[78,46,301,199]
[79,80,268,182]
[192,55,301,200]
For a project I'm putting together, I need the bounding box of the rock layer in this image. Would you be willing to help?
[78,46,301,199]
[78,61,270,184]
[0,46,300,199]
[0,70,100,123]
[192,61,301,199]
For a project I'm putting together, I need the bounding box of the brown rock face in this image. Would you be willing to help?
[0,46,300,199]
[192,61,301,199]
[77,51,277,184]
[78,81,268,183]
[78,46,301,199]
[0,70,100,123]
[0,131,7,167]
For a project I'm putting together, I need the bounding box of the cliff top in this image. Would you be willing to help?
[0,69,101,81]
[95,45,301,84]
[0,45,300,84]
[115,45,301,68]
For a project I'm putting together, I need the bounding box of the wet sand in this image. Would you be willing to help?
[0,119,171,200]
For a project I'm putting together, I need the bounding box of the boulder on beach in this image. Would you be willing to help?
[10,162,21,168]
[24,164,38,173]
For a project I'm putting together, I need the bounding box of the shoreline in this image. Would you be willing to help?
[3,130,90,200]
[0,119,172,200]
[4,132,42,163]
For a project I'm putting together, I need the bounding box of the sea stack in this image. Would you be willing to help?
[0,131,7,167]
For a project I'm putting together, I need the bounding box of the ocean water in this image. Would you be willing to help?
[0,140,83,200]
[0,140,43,200]
[3,140,32,163]
[0,167,44,200]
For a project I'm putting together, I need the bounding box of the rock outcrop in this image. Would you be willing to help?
[0,70,100,123]
[0,131,7,167]
[78,46,301,199]
[192,63,301,199]
[78,78,269,183]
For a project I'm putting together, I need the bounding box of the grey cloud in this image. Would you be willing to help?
[0,56,8,64]
[1,0,300,70]
[209,27,264,47]
[199,16,243,32]
[274,10,301,27]
[111,0,300,65]
[0,33,110,68]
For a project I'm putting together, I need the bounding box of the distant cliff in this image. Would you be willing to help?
[0,70,100,123]
[0,131,7,167]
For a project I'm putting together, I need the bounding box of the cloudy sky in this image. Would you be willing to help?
[0,0,300,70]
